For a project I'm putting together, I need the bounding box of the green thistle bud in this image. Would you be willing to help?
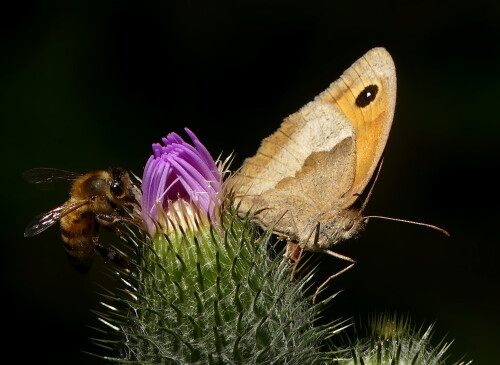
[93,129,341,364]
[330,313,471,365]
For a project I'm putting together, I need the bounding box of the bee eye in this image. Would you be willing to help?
[110,182,124,197]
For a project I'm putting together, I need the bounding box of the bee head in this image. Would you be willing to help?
[108,167,139,206]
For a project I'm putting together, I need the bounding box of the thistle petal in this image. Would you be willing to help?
[141,128,222,235]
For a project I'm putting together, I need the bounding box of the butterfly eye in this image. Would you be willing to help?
[355,84,378,108]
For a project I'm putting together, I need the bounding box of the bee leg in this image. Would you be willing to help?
[96,214,142,227]
[93,240,131,271]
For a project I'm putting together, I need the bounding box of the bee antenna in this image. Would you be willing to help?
[363,215,450,237]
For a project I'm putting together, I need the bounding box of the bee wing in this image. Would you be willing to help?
[24,200,89,237]
[23,168,82,184]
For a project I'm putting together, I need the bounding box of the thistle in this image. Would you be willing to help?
[89,128,468,365]
[140,128,223,236]
[330,313,471,365]
[94,128,341,364]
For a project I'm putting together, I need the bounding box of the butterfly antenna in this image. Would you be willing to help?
[364,215,450,237]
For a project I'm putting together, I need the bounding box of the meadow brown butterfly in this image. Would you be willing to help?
[230,47,449,301]
[231,47,396,251]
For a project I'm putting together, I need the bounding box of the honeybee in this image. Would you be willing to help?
[24,167,140,273]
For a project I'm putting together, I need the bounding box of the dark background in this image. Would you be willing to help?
[2,1,499,364]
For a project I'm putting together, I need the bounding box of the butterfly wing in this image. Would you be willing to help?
[231,47,397,249]
[232,100,357,244]
[316,47,396,206]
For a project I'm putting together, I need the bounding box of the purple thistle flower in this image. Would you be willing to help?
[141,128,222,236]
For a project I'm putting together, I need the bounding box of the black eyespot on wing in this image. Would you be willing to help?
[355,84,378,108]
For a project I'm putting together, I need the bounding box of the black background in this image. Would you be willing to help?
[2,1,499,364]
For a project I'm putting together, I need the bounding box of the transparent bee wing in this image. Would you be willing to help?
[23,168,82,184]
[24,200,89,237]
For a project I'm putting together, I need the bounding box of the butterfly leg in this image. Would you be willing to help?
[283,241,307,280]
[284,240,303,264]
[312,250,355,303]
[286,221,322,271]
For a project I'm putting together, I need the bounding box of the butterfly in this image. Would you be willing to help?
[230,48,447,300]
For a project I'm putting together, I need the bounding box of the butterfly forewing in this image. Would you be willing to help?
[317,47,396,199]
[231,47,397,249]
